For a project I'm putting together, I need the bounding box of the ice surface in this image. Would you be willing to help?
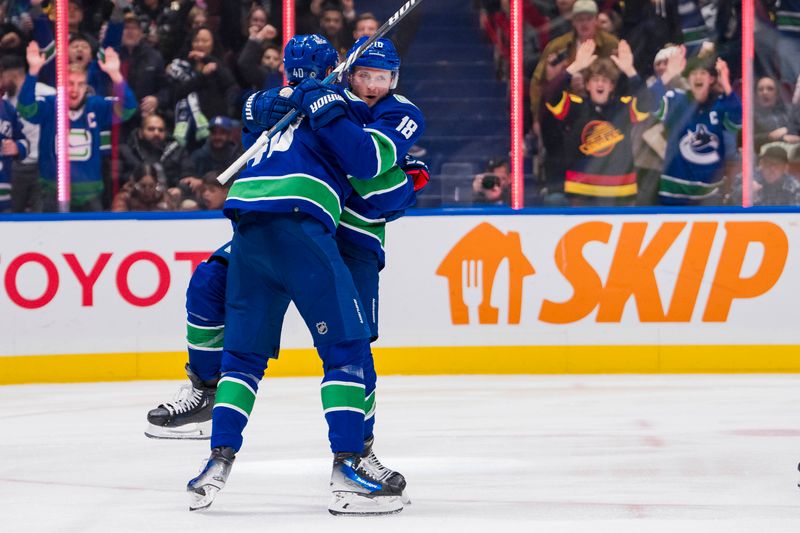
[2,375,800,532]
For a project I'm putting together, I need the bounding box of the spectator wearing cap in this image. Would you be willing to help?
[530,0,619,125]
[752,146,800,206]
[180,116,241,198]
[650,45,741,205]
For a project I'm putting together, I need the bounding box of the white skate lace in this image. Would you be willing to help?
[161,384,203,415]
[361,452,392,481]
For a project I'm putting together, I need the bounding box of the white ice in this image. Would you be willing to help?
[2,375,800,532]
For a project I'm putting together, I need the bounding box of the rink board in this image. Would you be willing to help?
[1,209,799,383]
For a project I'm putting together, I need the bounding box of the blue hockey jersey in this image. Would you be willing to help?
[17,74,137,206]
[334,90,425,268]
[0,99,29,211]
[651,79,741,205]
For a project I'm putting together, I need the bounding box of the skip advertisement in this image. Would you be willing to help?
[1,211,798,382]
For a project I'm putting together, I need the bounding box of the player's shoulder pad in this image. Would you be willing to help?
[569,94,583,104]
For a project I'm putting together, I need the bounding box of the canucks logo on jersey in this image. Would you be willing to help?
[678,123,720,166]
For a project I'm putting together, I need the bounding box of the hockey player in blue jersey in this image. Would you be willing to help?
[167,35,425,515]
[650,45,742,205]
[18,41,137,211]
[0,78,29,212]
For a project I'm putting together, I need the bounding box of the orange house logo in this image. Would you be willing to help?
[436,223,535,324]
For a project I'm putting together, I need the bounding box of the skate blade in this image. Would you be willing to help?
[144,421,211,440]
[328,492,403,516]
[188,485,219,512]
[401,490,411,505]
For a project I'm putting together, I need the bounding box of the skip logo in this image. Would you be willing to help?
[310,94,345,114]
[437,220,789,326]
[436,223,534,325]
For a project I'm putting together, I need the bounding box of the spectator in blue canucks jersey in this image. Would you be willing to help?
[650,44,741,205]
[19,40,137,212]
[0,63,29,213]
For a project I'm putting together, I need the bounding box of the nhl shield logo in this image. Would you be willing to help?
[316,321,328,335]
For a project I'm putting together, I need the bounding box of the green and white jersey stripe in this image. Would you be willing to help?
[321,380,365,415]
[100,130,111,151]
[339,208,386,250]
[723,113,741,132]
[364,128,397,178]
[659,174,723,200]
[227,174,343,227]
[349,165,408,200]
[777,11,800,32]
[186,321,224,351]
[364,390,376,421]
[214,376,257,420]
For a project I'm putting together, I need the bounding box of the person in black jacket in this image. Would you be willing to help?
[119,114,189,189]
[168,25,239,150]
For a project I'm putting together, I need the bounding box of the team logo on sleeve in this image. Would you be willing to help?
[578,120,624,157]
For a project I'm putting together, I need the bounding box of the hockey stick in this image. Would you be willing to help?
[217,0,422,185]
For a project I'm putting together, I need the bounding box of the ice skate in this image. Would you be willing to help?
[328,452,404,516]
[145,365,216,439]
[187,446,235,511]
[361,436,410,505]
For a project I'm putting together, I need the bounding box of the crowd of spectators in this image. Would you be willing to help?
[0,0,374,213]
[0,1,798,211]
[476,0,800,207]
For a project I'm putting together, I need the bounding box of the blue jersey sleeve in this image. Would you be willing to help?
[314,93,426,180]
[719,92,742,132]
[95,82,138,126]
[16,74,52,125]
[650,78,684,123]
